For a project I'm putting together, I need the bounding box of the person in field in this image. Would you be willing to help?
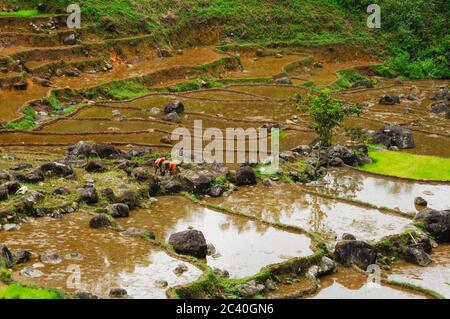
[154,157,166,175]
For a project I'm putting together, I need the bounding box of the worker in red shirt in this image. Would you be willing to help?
[154,157,166,175]
[168,161,179,176]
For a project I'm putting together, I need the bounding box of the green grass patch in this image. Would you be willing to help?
[4,106,36,130]
[0,9,39,17]
[362,150,450,181]
[0,284,62,299]
[106,81,150,100]
[328,69,374,91]
[44,93,63,111]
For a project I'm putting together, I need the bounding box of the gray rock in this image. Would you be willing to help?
[154,280,168,288]
[53,187,71,196]
[63,33,77,45]
[371,126,415,149]
[209,184,225,197]
[79,187,99,204]
[168,229,207,258]
[275,77,292,85]
[163,112,181,123]
[39,249,62,264]
[334,240,377,270]
[164,101,184,114]
[414,197,428,207]
[1,245,14,268]
[3,223,20,231]
[89,214,112,229]
[15,250,32,264]
[106,203,130,218]
[404,245,432,266]
[213,267,229,278]
[109,288,127,298]
[235,166,257,186]
[379,95,400,105]
[414,209,450,243]
[173,263,189,276]
[206,243,217,256]
[20,266,43,278]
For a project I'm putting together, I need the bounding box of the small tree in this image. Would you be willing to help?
[304,90,363,148]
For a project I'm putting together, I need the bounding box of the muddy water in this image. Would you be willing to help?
[207,183,411,243]
[0,212,202,299]
[117,196,313,278]
[0,85,49,122]
[310,266,426,299]
[225,55,304,79]
[312,168,450,213]
[388,244,450,298]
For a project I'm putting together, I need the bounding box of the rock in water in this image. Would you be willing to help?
[414,209,450,243]
[334,240,377,270]
[404,245,432,266]
[1,245,15,268]
[168,229,207,258]
[39,249,62,264]
[414,197,428,207]
[106,203,130,218]
[89,214,113,229]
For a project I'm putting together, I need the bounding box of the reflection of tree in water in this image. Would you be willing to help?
[315,169,365,199]
[372,176,414,195]
[307,195,335,240]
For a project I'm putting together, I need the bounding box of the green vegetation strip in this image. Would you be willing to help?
[362,151,450,182]
[0,9,39,17]
[0,284,62,299]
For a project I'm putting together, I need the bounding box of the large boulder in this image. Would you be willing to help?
[430,101,448,114]
[168,229,207,258]
[430,86,449,100]
[164,101,184,114]
[79,187,99,204]
[84,160,106,173]
[334,240,377,270]
[371,126,415,149]
[414,209,450,243]
[94,143,124,159]
[148,175,161,196]
[180,171,215,194]
[379,94,400,105]
[160,177,184,194]
[2,181,21,195]
[67,142,124,159]
[63,33,77,45]
[235,166,257,186]
[39,162,73,177]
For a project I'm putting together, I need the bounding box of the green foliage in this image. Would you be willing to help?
[106,81,150,100]
[44,93,63,111]
[0,9,39,17]
[0,284,61,299]
[304,90,362,147]
[329,69,373,90]
[362,151,450,181]
[4,107,36,130]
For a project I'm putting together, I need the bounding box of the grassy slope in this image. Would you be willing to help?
[0,284,61,299]
[362,150,450,181]
[3,0,448,79]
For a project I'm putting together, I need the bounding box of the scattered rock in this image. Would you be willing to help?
[20,266,43,278]
[275,77,292,85]
[15,250,32,264]
[79,187,99,204]
[109,288,128,298]
[89,214,113,229]
[414,197,428,207]
[39,162,73,177]
[379,94,400,105]
[1,245,14,268]
[63,33,77,45]
[264,279,277,291]
[115,190,138,209]
[164,101,185,114]
[414,209,450,243]
[64,252,83,261]
[84,160,106,173]
[173,263,188,276]
[168,229,207,258]
[180,171,215,194]
[235,166,257,186]
[101,188,116,202]
[122,228,155,239]
[334,240,377,269]
[163,112,181,123]
[342,233,356,241]
[404,245,432,266]
[154,280,168,288]
[238,281,264,297]
[106,203,130,218]
[39,249,62,264]
[209,184,225,197]
[371,126,415,149]
[318,256,337,275]
[53,187,70,196]
[213,267,229,278]
[206,243,217,256]
[0,186,8,201]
